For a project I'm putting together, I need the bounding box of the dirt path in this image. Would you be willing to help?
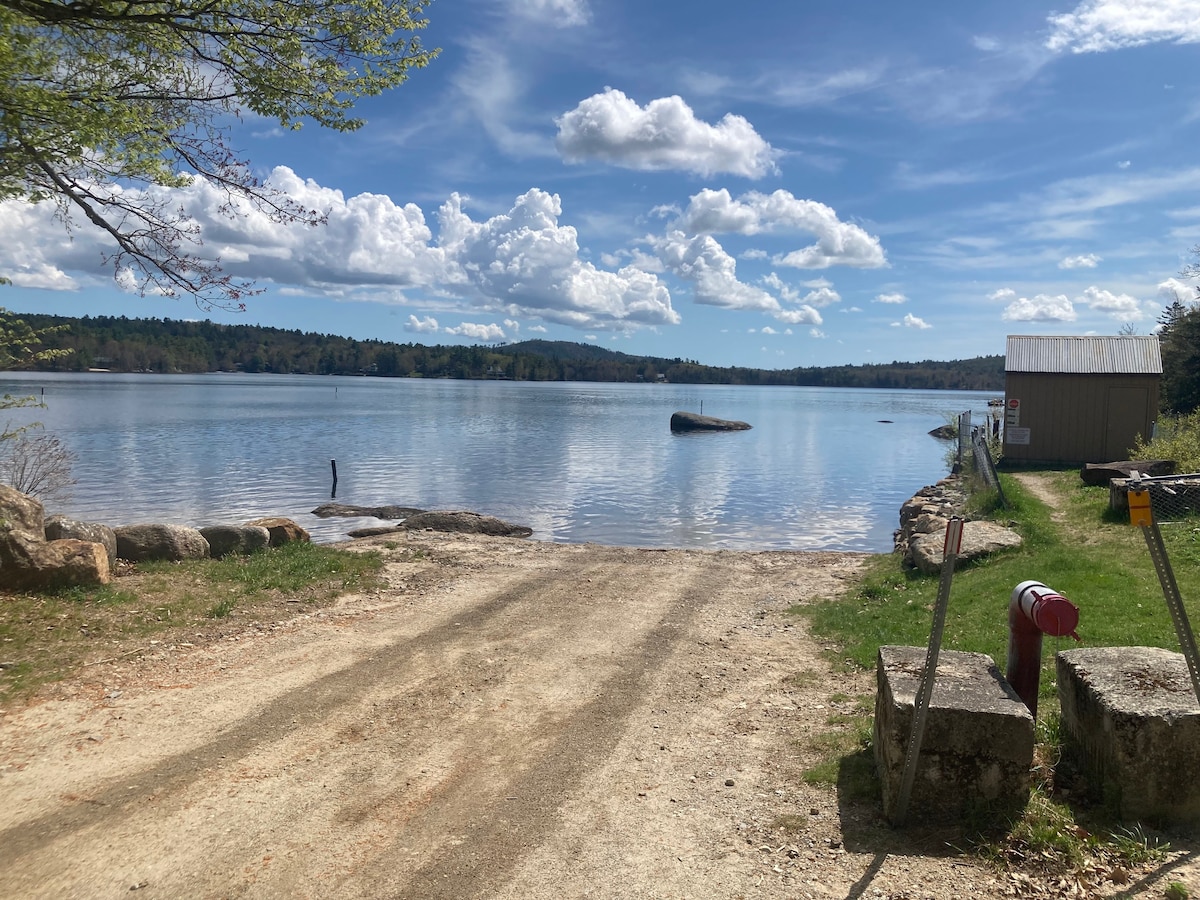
[1,532,1196,898]
[1010,472,1067,523]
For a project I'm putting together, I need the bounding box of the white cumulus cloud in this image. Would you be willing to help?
[680,188,886,269]
[1080,286,1145,318]
[405,315,440,333]
[1059,253,1102,269]
[1158,277,1199,303]
[997,290,1078,322]
[875,292,908,304]
[0,170,679,336]
[899,313,932,329]
[446,322,507,340]
[556,89,777,178]
[652,230,825,327]
[653,230,781,313]
[439,189,679,330]
[1046,0,1200,53]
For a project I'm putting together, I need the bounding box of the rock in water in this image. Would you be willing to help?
[669,411,751,432]
[311,503,425,519]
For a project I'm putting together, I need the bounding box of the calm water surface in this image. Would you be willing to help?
[0,373,994,551]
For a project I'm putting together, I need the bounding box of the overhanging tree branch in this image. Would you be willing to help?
[0,0,438,309]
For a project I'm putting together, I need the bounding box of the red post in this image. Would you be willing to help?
[1006,581,1080,719]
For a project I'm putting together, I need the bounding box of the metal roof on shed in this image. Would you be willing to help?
[1005,335,1162,374]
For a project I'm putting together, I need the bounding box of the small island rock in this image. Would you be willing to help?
[669,411,751,432]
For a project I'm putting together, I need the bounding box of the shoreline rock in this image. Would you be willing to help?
[894,475,1022,573]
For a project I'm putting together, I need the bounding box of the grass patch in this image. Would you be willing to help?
[801,690,876,805]
[796,466,1192,885]
[0,543,384,705]
[974,791,1171,888]
[800,471,1195,713]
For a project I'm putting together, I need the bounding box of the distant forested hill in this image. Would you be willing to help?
[11,313,1005,390]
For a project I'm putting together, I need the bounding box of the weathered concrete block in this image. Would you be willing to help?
[1057,647,1200,825]
[875,646,1034,824]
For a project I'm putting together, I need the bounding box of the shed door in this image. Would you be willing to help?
[1105,387,1148,460]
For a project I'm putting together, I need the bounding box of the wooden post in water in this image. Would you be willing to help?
[331,459,338,498]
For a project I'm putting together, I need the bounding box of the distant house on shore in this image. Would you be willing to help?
[1003,335,1162,465]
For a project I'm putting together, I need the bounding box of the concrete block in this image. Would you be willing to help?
[875,645,1035,824]
[1057,647,1200,825]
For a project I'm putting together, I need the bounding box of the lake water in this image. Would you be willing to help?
[0,373,995,552]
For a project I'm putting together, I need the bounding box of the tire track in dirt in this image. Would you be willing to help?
[0,560,603,875]
[341,555,715,899]
[0,544,716,897]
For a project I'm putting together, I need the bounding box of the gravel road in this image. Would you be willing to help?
[1,532,1196,899]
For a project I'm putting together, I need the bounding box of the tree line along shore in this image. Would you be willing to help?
[7,313,1005,391]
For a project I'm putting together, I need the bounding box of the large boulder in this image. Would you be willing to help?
[0,483,45,543]
[244,517,310,547]
[669,411,751,432]
[199,525,271,558]
[0,533,111,590]
[401,511,532,537]
[45,516,117,568]
[909,521,1023,574]
[114,523,210,562]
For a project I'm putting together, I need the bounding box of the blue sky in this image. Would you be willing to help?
[5,0,1200,368]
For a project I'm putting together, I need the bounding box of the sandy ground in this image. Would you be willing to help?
[1,531,1197,899]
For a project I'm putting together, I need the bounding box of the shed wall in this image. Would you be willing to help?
[1003,373,1159,464]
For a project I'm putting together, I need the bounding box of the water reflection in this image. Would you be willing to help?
[0,373,992,551]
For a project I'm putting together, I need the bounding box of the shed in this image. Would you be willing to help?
[1003,335,1162,465]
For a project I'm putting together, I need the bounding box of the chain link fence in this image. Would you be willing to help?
[952,409,1007,506]
[1133,473,1200,524]
[1127,473,1200,562]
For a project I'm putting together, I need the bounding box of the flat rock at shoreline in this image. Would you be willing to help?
[311,503,425,519]
[400,511,533,537]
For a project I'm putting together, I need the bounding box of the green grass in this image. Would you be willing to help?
[0,543,385,704]
[801,470,1196,712]
[794,467,1195,882]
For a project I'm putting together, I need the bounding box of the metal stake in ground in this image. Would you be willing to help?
[893,515,964,828]
[1128,484,1200,707]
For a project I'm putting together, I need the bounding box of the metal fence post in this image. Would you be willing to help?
[1128,482,1200,707]
[893,516,964,827]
